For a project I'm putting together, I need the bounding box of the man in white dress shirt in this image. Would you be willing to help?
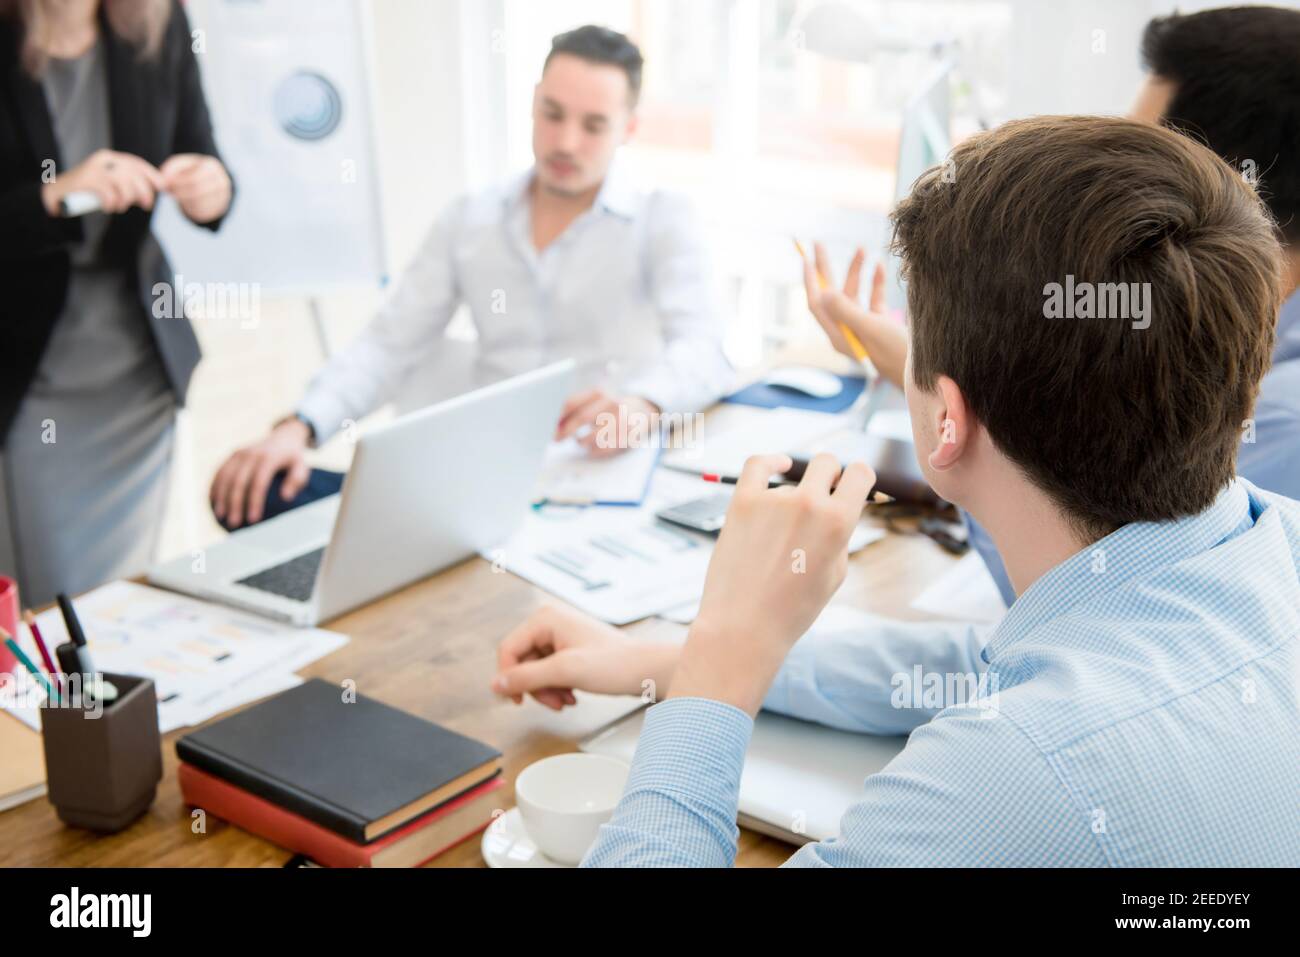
[210,25,731,528]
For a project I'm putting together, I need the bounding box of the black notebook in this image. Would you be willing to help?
[176,678,501,843]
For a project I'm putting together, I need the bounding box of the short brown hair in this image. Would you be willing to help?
[545,25,643,105]
[893,116,1282,540]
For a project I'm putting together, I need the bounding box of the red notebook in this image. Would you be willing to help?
[179,762,502,867]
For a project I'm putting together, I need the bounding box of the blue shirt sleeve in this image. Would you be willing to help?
[761,609,993,734]
[582,697,753,867]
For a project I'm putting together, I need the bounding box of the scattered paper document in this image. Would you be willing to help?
[537,439,660,505]
[656,521,886,624]
[798,410,916,465]
[1,581,347,733]
[492,468,716,624]
[661,408,853,477]
[193,670,305,724]
[909,551,1008,624]
[865,408,914,444]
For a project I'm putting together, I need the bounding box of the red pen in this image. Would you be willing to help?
[23,609,58,676]
[701,471,789,487]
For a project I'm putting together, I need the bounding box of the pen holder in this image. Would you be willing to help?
[40,673,162,832]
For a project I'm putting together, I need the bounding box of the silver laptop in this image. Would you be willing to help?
[148,360,575,625]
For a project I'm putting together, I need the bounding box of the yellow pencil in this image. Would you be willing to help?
[794,238,876,374]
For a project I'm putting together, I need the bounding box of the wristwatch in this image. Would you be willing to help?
[276,411,317,447]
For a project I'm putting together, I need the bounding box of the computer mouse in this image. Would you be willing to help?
[763,366,844,399]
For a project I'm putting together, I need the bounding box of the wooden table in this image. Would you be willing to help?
[0,408,960,868]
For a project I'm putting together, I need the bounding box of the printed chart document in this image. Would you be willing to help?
[656,520,886,624]
[492,468,716,624]
[1,581,347,733]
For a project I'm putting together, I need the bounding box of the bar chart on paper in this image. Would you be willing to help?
[490,469,716,624]
[2,582,347,733]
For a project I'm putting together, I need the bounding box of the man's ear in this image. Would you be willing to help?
[928,375,971,472]
[623,109,639,144]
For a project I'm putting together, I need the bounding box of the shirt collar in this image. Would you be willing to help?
[982,479,1255,663]
[502,155,638,222]
[503,168,535,217]
[591,156,638,219]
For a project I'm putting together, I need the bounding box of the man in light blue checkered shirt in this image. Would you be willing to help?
[495,115,1300,867]
[581,472,1300,867]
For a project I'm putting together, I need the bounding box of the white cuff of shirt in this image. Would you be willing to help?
[295,390,349,446]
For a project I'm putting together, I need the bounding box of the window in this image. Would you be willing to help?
[497,0,1012,363]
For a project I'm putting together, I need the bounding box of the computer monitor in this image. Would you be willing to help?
[887,59,954,311]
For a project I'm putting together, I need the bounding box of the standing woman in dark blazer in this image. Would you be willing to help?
[0,0,232,606]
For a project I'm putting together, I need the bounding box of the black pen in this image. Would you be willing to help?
[56,593,97,676]
[701,458,894,504]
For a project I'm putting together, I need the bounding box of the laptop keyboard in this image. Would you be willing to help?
[235,547,325,603]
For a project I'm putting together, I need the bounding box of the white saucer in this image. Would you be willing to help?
[480,807,572,868]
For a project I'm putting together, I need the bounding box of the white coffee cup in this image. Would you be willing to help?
[514,753,630,865]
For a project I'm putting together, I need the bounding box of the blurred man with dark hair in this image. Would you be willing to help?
[1133,3,1300,508]
[1136,6,1300,253]
[210,25,731,529]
